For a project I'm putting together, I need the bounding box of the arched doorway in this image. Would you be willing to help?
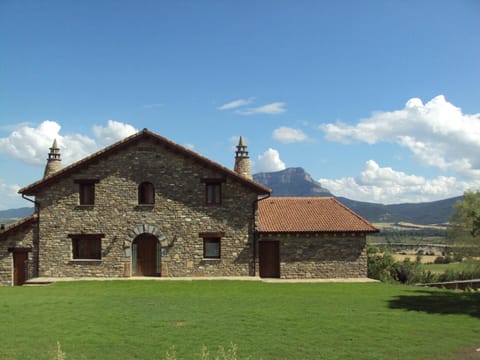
[132,234,160,276]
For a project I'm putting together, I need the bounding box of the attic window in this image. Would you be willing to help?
[74,179,99,205]
[138,182,155,205]
[201,179,225,205]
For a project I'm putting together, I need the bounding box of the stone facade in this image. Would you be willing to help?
[257,234,367,279]
[0,130,377,285]
[0,217,37,286]
[32,136,261,278]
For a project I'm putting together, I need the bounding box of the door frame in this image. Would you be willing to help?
[8,247,31,286]
[259,240,280,278]
[132,234,161,276]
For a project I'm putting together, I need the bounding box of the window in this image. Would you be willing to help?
[202,178,225,205]
[206,184,221,205]
[203,238,221,259]
[69,234,103,260]
[138,182,155,205]
[75,179,99,205]
[200,232,224,259]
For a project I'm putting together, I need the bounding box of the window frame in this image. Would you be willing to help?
[74,179,99,206]
[69,234,104,260]
[201,178,225,205]
[200,232,225,260]
[138,182,155,205]
[203,238,221,259]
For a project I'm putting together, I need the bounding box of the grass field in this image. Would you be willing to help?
[1,281,479,359]
[422,259,480,274]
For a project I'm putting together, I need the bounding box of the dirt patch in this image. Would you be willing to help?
[397,221,447,230]
[444,346,480,359]
[392,254,437,264]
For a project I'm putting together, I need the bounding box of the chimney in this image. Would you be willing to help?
[234,136,252,179]
[43,139,62,177]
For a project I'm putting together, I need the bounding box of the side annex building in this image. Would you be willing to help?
[0,129,378,285]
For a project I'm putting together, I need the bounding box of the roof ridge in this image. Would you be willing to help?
[258,196,379,233]
[19,129,271,195]
[268,196,334,200]
[0,214,38,240]
[329,197,379,232]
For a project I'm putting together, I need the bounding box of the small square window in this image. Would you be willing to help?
[70,235,102,260]
[203,238,221,259]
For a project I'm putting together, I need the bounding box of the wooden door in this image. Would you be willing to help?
[13,251,28,286]
[259,241,280,278]
[135,235,158,276]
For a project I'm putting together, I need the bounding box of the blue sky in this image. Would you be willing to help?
[1,0,479,209]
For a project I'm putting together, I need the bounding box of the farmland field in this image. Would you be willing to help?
[421,259,480,274]
[0,281,479,359]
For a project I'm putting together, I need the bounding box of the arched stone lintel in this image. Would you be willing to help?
[125,224,165,243]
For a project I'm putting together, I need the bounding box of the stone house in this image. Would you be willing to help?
[257,197,377,279]
[0,129,378,286]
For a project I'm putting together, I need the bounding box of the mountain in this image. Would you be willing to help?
[254,167,332,197]
[0,168,461,225]
[335,196,461,225]
[253,167,460,225]
[0,207,34,222]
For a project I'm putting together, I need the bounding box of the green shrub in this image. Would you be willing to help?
[367,251,397,282]
[367,251,438,284]
[453,253,464,262]
[437,262,480,282]
[434,255,452,264]
[393,258,438,284]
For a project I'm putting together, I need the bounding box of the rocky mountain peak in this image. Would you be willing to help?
[253,167,331,197]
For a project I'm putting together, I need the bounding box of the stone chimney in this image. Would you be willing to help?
[43,139,62,177]
[234,136,252,179]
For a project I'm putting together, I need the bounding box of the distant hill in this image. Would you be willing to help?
[253,167,461,225]
[0,207,34,224]
[335,196,461,225]
[0,169,462,226]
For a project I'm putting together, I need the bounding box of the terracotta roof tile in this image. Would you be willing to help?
[19,129,271,195]
[258,197,379,233]
[0,214,38,240]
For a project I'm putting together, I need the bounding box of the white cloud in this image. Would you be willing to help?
[272,126,309,144]
[0,180,23,210]
[256,148,286,173]
[92,120,137,146]
[238,102,286,115]
[0,120,137,167]
[0,120,66,166]
[320,95,480,179]
[319,160,479,204]
[217,98,254,110]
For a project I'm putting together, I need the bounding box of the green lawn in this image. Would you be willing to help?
[1,281,479,359]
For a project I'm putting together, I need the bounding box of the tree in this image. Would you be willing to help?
[448,190,480,246]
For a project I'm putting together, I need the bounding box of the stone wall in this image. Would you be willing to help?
[0,220,37,286]
[257,233,367,279]
[34,138,259,278]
